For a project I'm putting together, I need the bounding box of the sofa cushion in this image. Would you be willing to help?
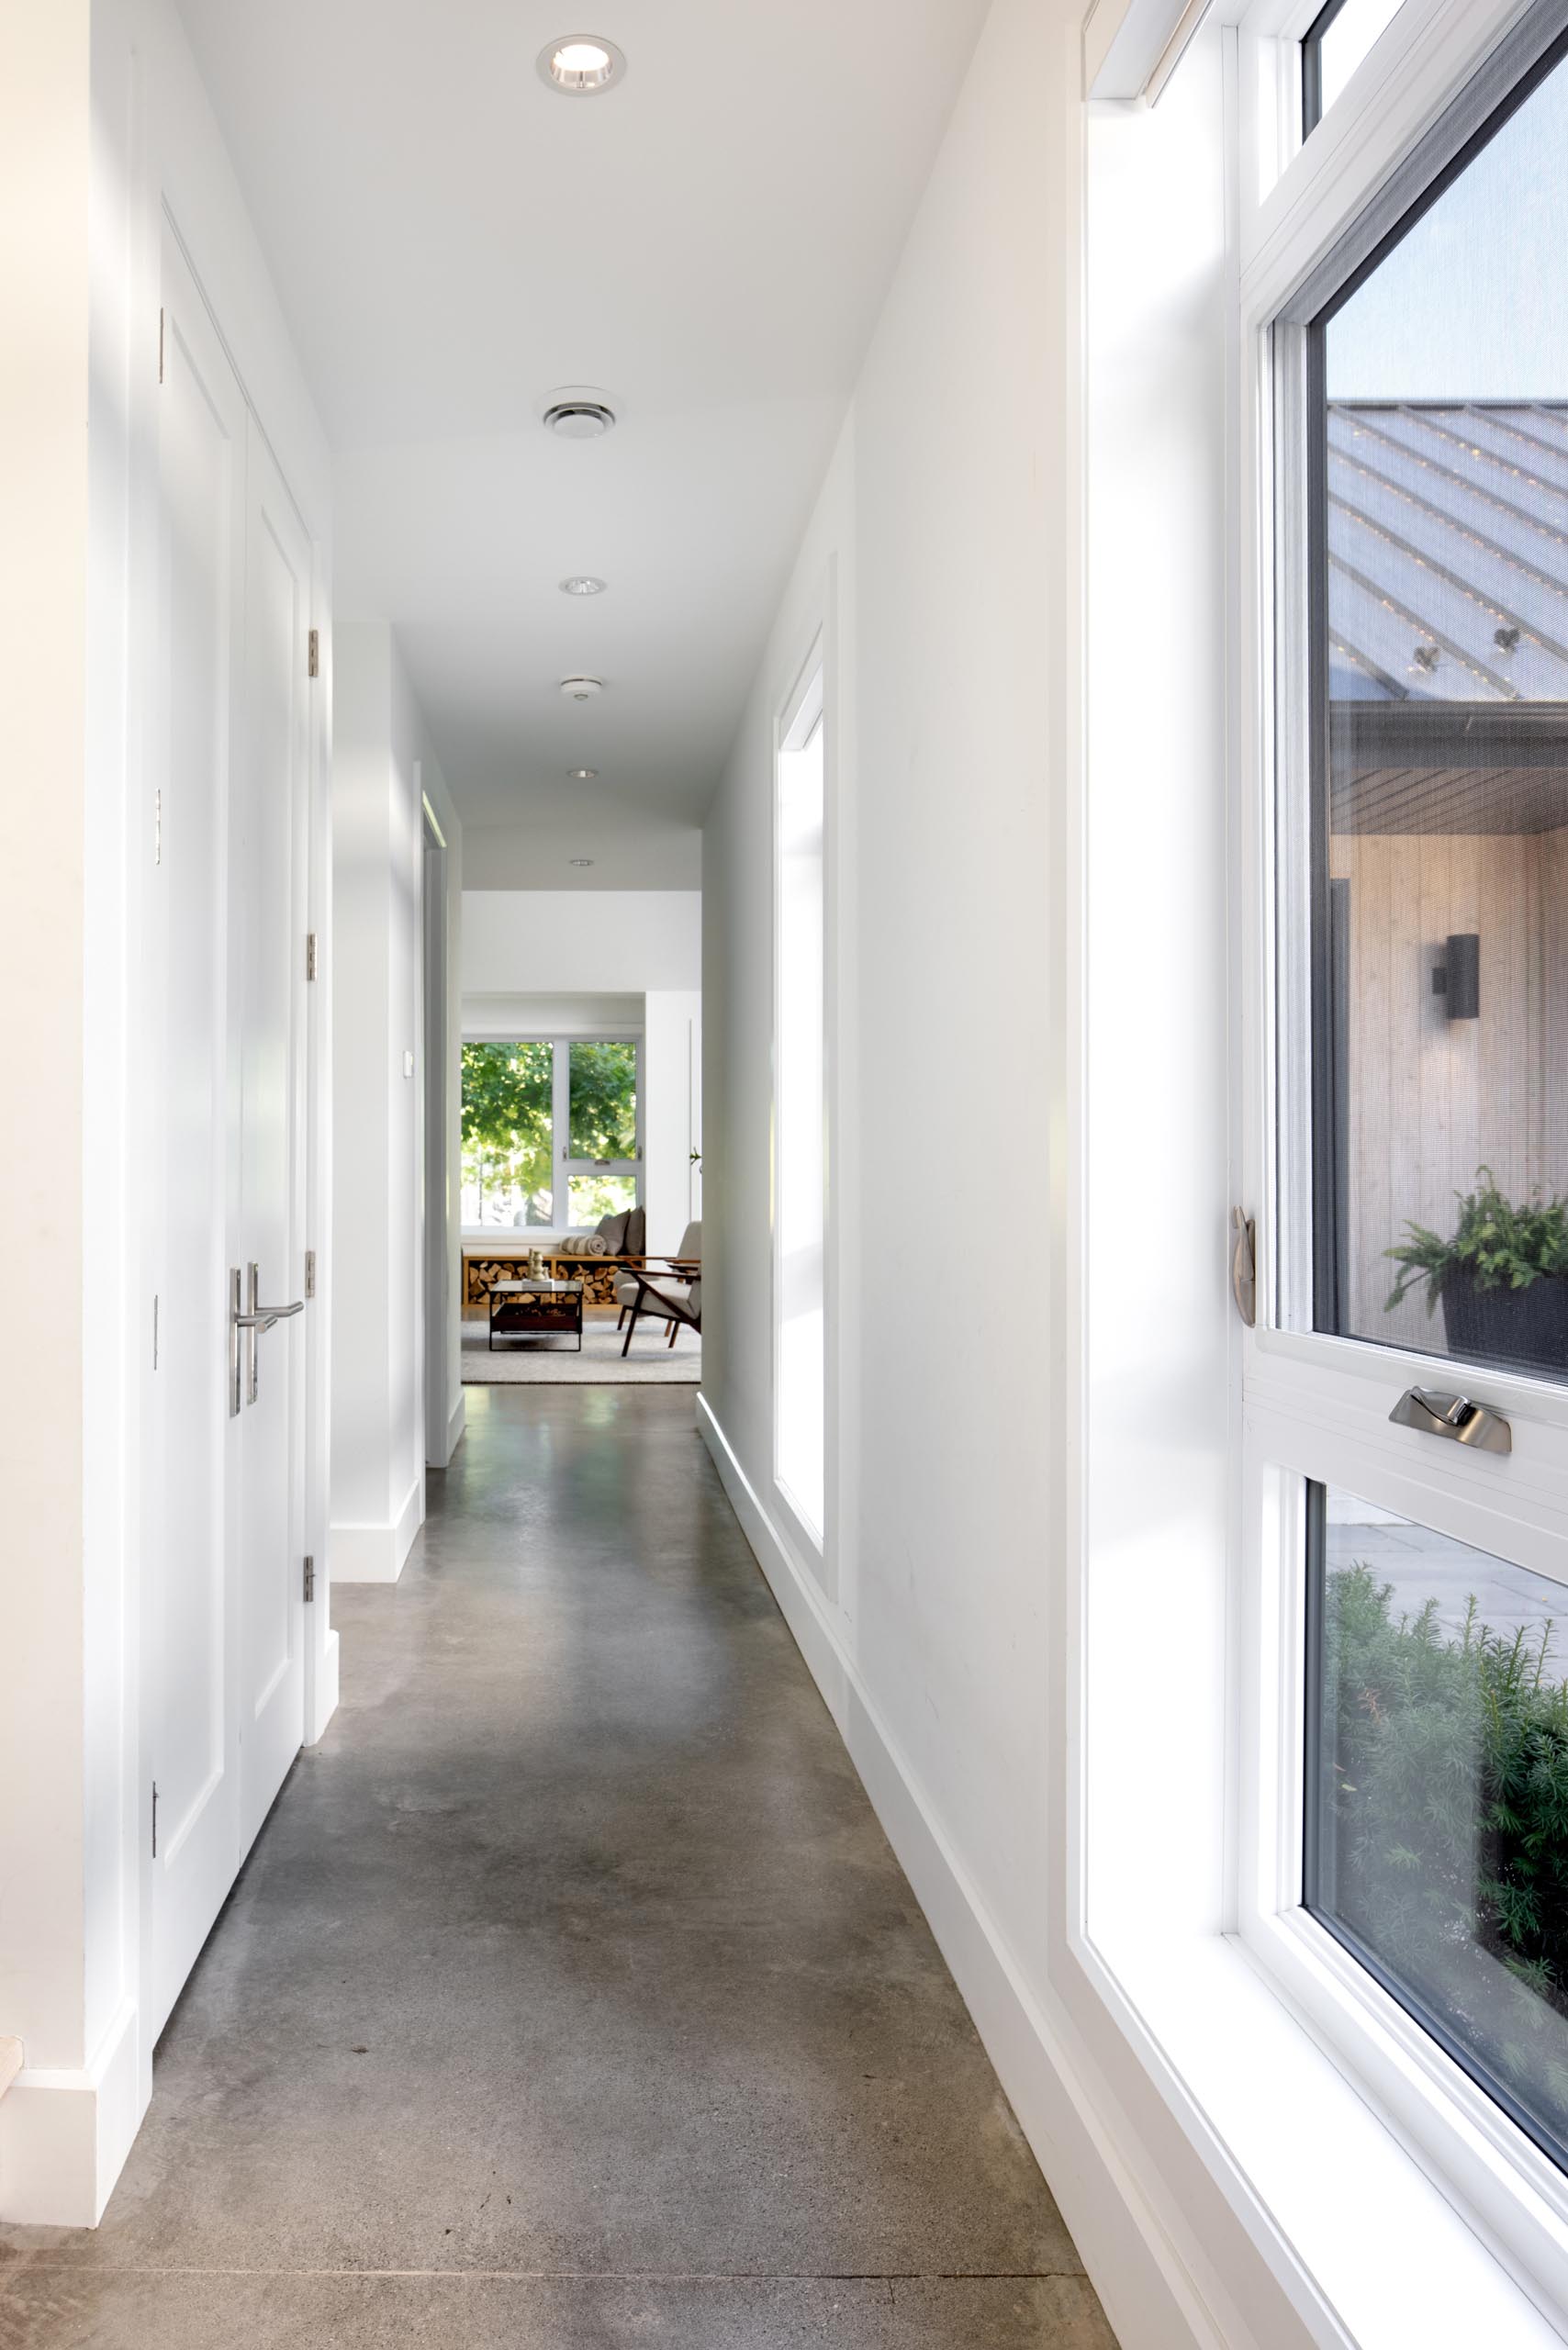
[596,1210,632,1254]
[625,1203,646,1257]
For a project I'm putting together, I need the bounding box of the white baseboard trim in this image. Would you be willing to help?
[440,1392,466,1467]
[330,1473,425,1584]
[0,1998,143,2226]
[308,1626,341,1745]
[695,1394,1218,2350]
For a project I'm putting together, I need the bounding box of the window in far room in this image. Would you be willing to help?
[461,1035,642,1228]
[566,1040,641,1225]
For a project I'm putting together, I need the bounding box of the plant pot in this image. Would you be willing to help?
[1439,1269,1568,1376]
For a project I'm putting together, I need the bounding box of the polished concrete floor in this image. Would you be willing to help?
[0,1389,1114,2348]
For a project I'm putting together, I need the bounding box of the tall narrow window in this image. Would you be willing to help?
[1265,8,1568,2204]
[775,661,826,1543]
[1306,36,1568,1381]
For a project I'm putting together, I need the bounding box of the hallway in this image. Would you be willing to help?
[0,1391,1111,2349]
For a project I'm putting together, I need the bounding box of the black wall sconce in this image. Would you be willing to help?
[1432,933,1480,1021]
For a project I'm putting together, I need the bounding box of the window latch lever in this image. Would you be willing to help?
[1389,1385,1511,1456]
[1230,1207,1256,1328]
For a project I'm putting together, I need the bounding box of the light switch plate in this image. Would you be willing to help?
[404,1050,415,1078]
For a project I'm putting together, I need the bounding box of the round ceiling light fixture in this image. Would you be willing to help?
[540,385,620,439]
[538,35,625,95]
[559,575,607,597]
[543,398,617,440]
[569,856,596,867]
[569,767,599,782]
[559,675,604,702]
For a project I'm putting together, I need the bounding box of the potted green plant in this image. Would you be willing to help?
[1385,1168,1568,1373]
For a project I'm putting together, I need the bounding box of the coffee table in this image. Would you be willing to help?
[487,1276,584,1352]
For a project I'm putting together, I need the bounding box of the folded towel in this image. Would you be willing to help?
[556,1234,609,1257]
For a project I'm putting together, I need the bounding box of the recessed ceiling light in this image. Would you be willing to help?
[559,576,607,597]
[569,767,599,782]
[559,676,603,701]
[543,398,617,440]
[570,857,595,867]
[538,36,625,95]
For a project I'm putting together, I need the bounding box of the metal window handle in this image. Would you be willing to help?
[1389,1384,1511,1456]
[1230,1207,1256,1328]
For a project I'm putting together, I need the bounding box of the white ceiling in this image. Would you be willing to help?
[175,0,990,885]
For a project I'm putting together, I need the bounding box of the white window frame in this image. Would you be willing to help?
[1234,0,1568,2316]
[460,1033,644,1231]
[771,633,831,1577]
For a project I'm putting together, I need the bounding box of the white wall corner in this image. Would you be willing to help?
[436,1393,467,1468]
[330,1473,425,1586]
[0,1999,142,2227]
[307,1628,341,1745]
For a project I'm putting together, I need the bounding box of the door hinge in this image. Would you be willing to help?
[151,1781,159,1859]
[158,306,165,384]
[306,933,319,981]
[1230,1207,1257,1329]
[303,1555,316,1604]
[305,1248,317,1300]
[308,628,319,679]
[154,787,162,866]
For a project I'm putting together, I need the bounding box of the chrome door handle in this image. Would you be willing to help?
[234,1302,305,1330]
[230,1264,306,1414]
[1389,1384,1511,1455]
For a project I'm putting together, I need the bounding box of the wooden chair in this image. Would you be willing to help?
[619,1221,701,1354]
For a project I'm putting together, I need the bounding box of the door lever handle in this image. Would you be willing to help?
[1389,1384,1511,1455]
[233,1299,304,1331]
[230,1263,306,1413]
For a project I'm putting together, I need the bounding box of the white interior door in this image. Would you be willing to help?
[236,421,311,1850]
[148,228,311,2035]
[148,231,247,2035]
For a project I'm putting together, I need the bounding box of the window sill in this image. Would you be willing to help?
[1080,1913,1563,2345]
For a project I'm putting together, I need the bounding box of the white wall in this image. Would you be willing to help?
[330,621,463,1579]
[0,0,334,2225]
[698,5,1315,2347]
[0,0,93,2191]
[462,890,700,998]
[460,891,701,1254]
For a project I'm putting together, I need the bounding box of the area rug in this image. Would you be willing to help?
[462,1315,700,1385]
